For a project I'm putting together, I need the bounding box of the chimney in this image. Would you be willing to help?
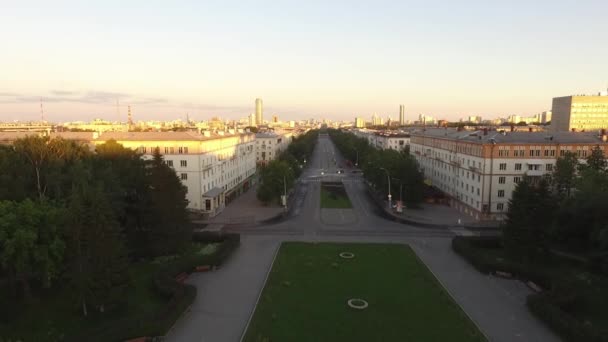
[483,128,488,135]
[572,128,576,132]
[510,125,514,132]
[601,128,606,136]
[528,127,533,132]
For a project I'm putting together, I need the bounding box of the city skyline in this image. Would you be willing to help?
[2,1,608,122]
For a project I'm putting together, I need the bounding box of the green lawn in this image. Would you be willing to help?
[320,183,352,208]
[243,242,486,342]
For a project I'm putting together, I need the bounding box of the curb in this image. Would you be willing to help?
[239,242,281,342]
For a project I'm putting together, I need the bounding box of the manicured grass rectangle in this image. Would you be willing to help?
[320,182,352,208]
[243,242,486,342]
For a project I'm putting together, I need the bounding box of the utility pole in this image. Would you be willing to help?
[40,98,44,122]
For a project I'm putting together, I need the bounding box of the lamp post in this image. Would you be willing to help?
[354,148,359,167]
[283,175,287,211]
[380,167,391,209]
[392,177,403,204]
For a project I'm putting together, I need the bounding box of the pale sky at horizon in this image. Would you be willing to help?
[1,0,607,123]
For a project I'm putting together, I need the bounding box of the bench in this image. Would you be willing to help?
[175,272,189,283]
[195,265,211,272]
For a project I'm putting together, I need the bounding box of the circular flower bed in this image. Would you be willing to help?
[339,252,355,259]
[347,298,369,310]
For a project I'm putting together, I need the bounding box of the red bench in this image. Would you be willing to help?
[195,265,211,272]
[175,272,189,283]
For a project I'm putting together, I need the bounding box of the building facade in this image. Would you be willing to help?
[255,98,263,126]
[254,131,292,165]
[551,95,608,132]
[410,128,608,221]
[93,131,256,217]
[399,105,405,125]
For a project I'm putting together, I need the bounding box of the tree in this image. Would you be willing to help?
[503,178,555,261]
[0,199,65,300]
[94,140,153,258]
[257,160,295,205]
[66,179,130,316]
[552,151,578,197]
[146,148,190,256]
[585,145,606,172]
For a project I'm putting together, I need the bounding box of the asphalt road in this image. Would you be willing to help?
[166,134,560,342]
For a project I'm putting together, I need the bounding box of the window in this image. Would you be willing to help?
[515,163,522,171]
[164,147,170,154]
[514,176,521,183]
[180,160,187,167]
[499,176,506,184]
[166,160,173,167]
[181,173,188,180]
[499,163,506,170]
[546,164,553,171]
[497,203,504,211]
[498,190,505,197]
[184,146,189,154]
[138,146,146,153]
[178,147,184,154]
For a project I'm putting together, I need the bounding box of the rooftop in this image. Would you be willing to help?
[95,131,252,142]
[411,128,608,145]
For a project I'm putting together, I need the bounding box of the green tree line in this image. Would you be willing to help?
[328,129,424,206]
[257,130,318,204]
[0,136,190,316]
[504,146,608,261]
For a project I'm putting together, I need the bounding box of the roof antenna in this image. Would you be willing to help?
[40,98,45,122]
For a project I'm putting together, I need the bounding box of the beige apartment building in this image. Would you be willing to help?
[0,130,257,218]
[410,128,608,221]
[550,95,608,132]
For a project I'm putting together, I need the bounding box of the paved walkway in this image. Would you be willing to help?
[165,235,559,342]
[199,187,284,225]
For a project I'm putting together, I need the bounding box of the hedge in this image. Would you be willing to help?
[451,236,553,288]
[71,233,240,342]
[453,236,608,342]
[527,293,608,342]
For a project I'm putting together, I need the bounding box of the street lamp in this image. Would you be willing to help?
[392,177,403,204]
[283,175,287,211]
[353,148,359,166]
[380,167,391,210]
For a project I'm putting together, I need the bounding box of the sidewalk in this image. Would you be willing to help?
[368,187,500,229]
[197,187,285,226]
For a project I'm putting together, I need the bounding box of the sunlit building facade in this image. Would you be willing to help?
[551,95,608,132]
[410,128,608,221]
[93,131,256,217]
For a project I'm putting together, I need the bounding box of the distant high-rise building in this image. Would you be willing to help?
[399,105,405,125]
[249,113,256,127]
[255,98,263,126]
[355,117,365,128]
[541,111,552,124]
[551,93,608,132]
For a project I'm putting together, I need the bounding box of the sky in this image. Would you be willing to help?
[1,0,607,123]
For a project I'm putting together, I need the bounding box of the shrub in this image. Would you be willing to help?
[454,236,608,342]
[527,293,608,342]
[72,233,240,341]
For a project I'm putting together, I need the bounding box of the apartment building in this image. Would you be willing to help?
[352,129,410,152]
[254,131,293,165]
[410,128,608,221]
[551,94,608,132]
[93,131,256,217]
